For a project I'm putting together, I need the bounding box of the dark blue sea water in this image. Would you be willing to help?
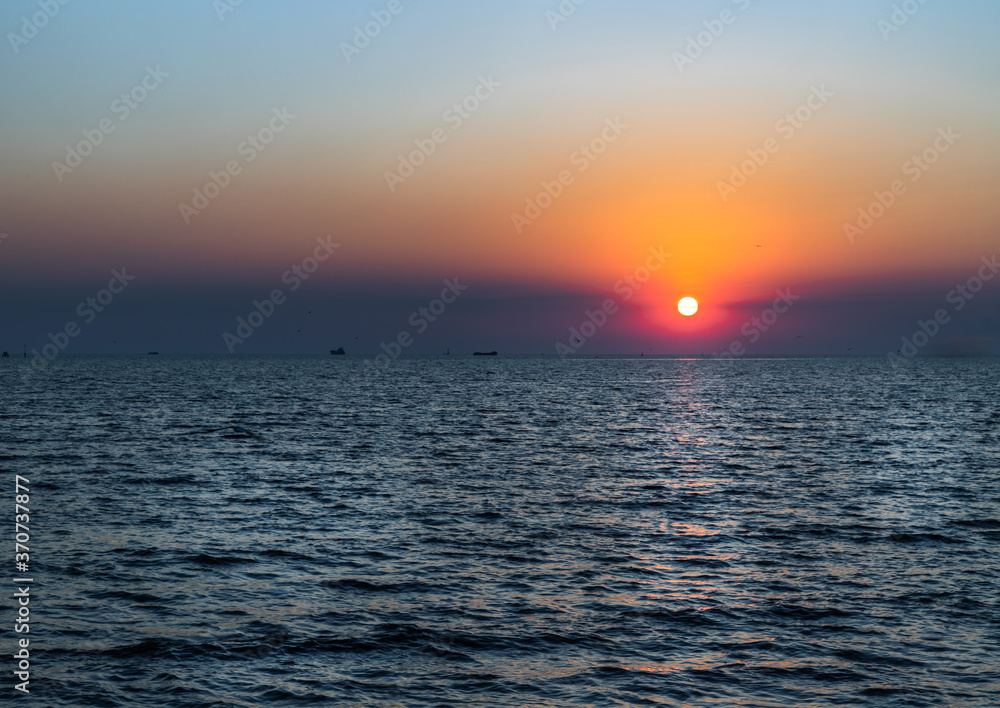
[3,356,999,707]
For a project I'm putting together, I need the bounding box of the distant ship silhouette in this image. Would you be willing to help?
[473,351,497,356]
[330,347,345,355]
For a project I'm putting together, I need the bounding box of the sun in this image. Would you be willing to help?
[677,297,699,316]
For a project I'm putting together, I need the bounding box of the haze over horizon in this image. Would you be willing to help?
[2,0,998,357]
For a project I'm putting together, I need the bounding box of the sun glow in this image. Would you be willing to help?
[678,297,699,316]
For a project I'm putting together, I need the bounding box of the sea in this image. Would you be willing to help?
[2,355,998,707]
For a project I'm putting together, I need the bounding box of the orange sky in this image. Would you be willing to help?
[1,1,998,354]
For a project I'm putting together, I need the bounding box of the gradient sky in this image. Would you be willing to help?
[1,0,998,356]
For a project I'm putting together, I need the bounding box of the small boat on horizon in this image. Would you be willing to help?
[473,351,498,356]
[330,347,346,355]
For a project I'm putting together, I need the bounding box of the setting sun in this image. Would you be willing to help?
[678,297,699,316]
